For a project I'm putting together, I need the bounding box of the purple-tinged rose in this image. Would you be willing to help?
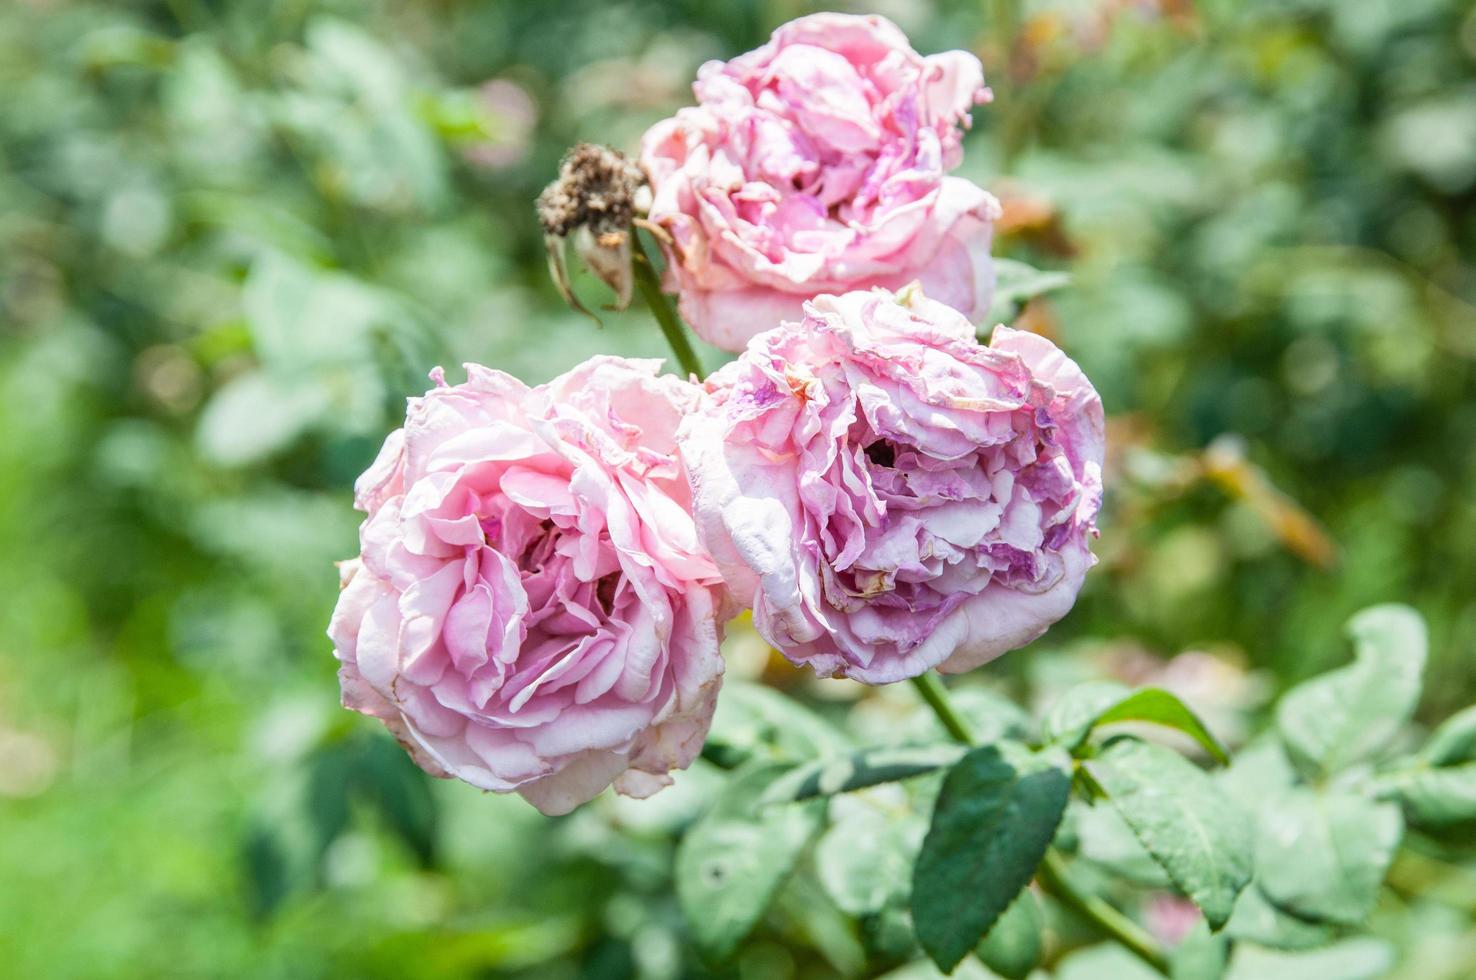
[640,13,1000,352]
[329,357,726,814]
[681,287,1104,684]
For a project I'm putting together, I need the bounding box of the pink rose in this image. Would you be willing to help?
[640,13,1000,352]
[681,288,1103,684]
[328,358,726,814]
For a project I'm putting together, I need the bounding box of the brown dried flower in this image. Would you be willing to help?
[537,144,649,316]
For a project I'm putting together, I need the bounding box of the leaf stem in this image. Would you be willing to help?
[910,673,976,746]
[908,672,1171,977]
[1037,849,1171,976]
[631,232,704,380]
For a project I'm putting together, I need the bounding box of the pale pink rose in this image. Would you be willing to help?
[329,358,726,814]
[640,13,1000,352]
[682,288,1103,684]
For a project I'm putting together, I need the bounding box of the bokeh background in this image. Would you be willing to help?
[2,0,1474,977]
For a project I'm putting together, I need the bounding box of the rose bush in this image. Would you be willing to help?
[328,357,726,814]
[681,287,1104,684]
[640,13,1000,352]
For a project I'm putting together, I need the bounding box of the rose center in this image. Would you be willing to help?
[864,439,898,469]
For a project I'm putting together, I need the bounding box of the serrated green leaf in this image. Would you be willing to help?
[1374,701,1476,834]
[950,687,1035,745]
[1378,761,1476,826]
[1055,944,1162,980]
[704,680,850,768]
[974,889,1042,980]
[762,745,965,805]
[1216,737,1296,813]
[1255,787,1403,925]
[676,761,825,960]
[1422,704,1476,766]
[1224,938,1395,980]
[772,867,868,976]
[1075,801,1170,887]
[1044,683,1231,764]
[1043,681,1131,750]
[1275,604,1427,776]
[911,742,1071,972]
[1093,688,1230,764]
[1170,920,1228,980]
[986,258,1072,325]
[1224,886,1332,951]
[815,803,924,917]
[1083,739,1252,929]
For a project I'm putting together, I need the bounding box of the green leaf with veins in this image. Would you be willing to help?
[911,742,1071,972]
[1225,938,1396,980]
[761,744,965,805]
[985,258,1072,325]
[1043,681,1131,750]
[676,761,825,960]
[1377,762,1476,827]
[1084,738,1253,929]
[814,802,924,917]
[1093,688,1231,764]
[703,680,850,767]
[1275,604,1426,776]
[1422,705,1476,767]
[1169,920,1229,980]
[1075,800,1170,887]
[1224,885,1332,951]
[975,889,1043,980]
[1255,787,1403,925]
[1374,702,1476,827]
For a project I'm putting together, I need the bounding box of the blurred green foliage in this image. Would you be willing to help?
[1,0,1473,977]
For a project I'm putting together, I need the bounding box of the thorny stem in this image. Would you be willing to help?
[631,232,704,380]
[910,671,1172,977]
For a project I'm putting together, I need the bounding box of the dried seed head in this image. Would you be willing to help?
[536,143,647,239]
[537,143,650,318]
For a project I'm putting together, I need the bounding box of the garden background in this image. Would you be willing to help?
[2,0,1474,977]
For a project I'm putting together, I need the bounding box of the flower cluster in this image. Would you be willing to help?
[329,13,1104,812]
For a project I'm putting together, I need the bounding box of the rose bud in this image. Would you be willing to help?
[640,13,1000,352]
[329,357,726,814]
[681,287,1104,684]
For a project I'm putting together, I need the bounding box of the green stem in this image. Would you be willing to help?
[910,673,975,745]
[1038,850,1172,976]
[631,232,704,380]
[908,672,1171,977]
